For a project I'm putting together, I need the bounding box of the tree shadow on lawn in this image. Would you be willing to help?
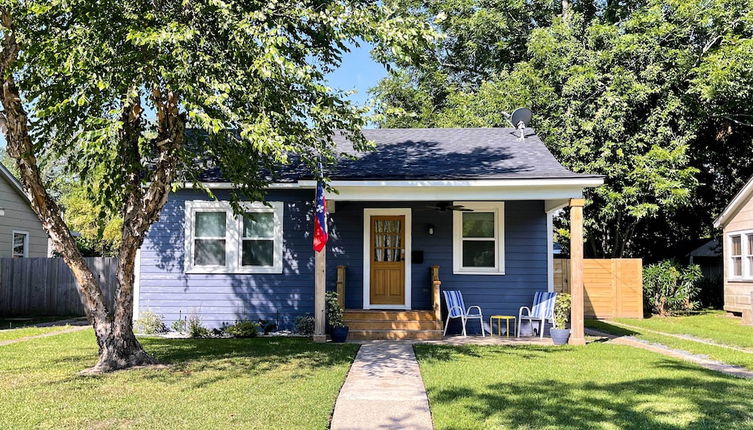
[136,337,358,386]
[47,337,358,389]
[420,347,753,429]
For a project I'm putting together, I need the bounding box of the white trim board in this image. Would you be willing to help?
[362,208,412,310]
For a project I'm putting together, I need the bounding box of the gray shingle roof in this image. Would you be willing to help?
[200,128,599,182]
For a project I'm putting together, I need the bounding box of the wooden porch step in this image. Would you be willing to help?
[347,329,443,341]
[343,310,437,321]
[344,319,442,331]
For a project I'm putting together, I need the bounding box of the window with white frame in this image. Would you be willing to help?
[452,202,504,274]
[11,231,28,258]
[185,201,283,273]
[727,230,753,281]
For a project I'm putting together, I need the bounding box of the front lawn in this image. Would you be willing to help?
[0,330,358,429]
[614,310,753,349]
[0,325,73,342]
[415,343,753,429]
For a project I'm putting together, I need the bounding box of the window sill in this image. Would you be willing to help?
[453,269,506,276]
[185,267,283,275]
[728,278,753,283]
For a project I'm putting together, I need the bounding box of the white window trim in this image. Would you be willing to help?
[184,200,283,274]
[452,201,505,275]
[727,229,753,281]
[11,230,29,258]
[362,208,412,310]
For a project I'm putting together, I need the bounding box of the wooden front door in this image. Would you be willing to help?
[370,215,406,305]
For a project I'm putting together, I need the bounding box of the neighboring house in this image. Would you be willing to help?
[0,164,48,258]
[714,176,753,323]
[136,128,603,339]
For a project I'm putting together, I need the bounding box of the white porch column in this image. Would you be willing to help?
[569,198,586,345]
[313,246,327,343]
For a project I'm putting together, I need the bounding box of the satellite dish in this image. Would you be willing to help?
[510,108,532,129]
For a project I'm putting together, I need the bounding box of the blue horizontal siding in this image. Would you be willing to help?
[138,189,549,334]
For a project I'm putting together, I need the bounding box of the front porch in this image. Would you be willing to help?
[311,186,590,344]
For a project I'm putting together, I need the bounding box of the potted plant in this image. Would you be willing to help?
[551,293,572,345]
[326,291,349,342]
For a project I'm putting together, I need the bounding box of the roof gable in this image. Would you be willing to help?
[714,175,753,228]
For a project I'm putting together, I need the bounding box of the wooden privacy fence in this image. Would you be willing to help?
[0,257,118,316]
[554,258,643,319]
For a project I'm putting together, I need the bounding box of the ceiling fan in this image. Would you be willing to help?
[425,202,473,212]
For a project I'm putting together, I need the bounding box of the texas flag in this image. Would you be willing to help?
[313,181,328,252]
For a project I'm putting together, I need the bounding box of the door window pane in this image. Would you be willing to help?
[242,240,274,266]
[243,213,274,237]
[462,212,495,237]
[195,239,226,266]
[462,240,495,267]
[195,212,226,237]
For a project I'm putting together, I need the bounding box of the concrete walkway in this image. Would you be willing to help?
[331,341,433,430]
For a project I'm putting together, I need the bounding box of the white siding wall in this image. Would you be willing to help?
[0,175,47,257]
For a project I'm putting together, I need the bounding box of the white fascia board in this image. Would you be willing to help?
[326,184,592,201]
[185,177,604,200]
[714,176,753,228]
[297,178,604,188]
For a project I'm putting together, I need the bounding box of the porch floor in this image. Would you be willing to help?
[347,335,554,346]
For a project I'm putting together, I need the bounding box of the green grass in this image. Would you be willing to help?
[614,310,753,349]
[587,320,753,371]
[0,325,74,342]
[415,343,753,430]
[0,330,358,429]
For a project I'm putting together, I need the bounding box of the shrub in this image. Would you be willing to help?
[553,293,571,329]
[325,291,345,328]
[295,314,315,335]
[643,260,702,316]
[187,313,210,338]
[258,319,277,335]
[171,318,187,333]
[134,311,167,334]
[225,320,260,338]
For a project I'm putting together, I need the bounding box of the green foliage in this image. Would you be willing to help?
[225,320,261,338]
[643,260,702,316]
[171,318,186,334]
[134,311,167,335]
[5,0,435,230]
[187,313,209,339]
[295,314,315,336]
[553,293,572,329]
[372,0,753,259]
[325,291,345,328]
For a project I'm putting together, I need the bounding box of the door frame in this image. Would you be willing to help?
[362,208,412,310]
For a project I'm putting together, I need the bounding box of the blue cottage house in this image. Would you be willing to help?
[135,128,602,341]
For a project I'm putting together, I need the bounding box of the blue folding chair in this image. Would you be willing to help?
[518,292,557,338]
[443,290,484,337]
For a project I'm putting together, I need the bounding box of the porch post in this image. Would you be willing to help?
[569,198,586,345]
[313,247,327,343]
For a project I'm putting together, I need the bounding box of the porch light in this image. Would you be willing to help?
[426,224,435,236]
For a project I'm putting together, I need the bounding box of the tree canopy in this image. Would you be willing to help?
[372,0,753,259]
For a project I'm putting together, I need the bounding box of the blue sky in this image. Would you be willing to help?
[325,42,386,111]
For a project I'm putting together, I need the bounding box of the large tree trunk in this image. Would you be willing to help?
[0,10,160,373]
